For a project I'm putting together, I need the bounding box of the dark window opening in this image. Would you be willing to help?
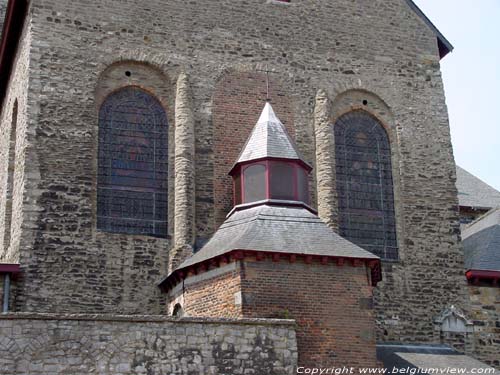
[297,167,309,205]
[243,164,266,203]
[334,111,398,260]
[173,303,184,317]
[97,87,168,238]
[270,162,295,201]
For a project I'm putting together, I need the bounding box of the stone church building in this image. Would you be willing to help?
[0,0,498,373]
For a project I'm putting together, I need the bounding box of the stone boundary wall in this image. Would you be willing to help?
[468,286,500,369]
[0,313,297,375]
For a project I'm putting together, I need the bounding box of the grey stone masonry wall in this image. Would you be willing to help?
[0,9,31,264]
[170,72,196,272]
[468,286,500,369]
[0,0,7,34]
[0,313,297,374]
[313,89,336,230]
[2,0,469,352]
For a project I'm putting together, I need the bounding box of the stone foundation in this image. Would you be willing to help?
[0,313,297,375]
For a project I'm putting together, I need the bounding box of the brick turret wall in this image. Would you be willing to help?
[168,255,378,369]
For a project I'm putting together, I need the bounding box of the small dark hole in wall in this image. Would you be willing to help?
[362,100,368,105]
[173,303,184,317]
[125,71,131,77]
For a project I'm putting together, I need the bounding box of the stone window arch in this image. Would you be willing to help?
[97,86,168,238]
[334,110,398,260]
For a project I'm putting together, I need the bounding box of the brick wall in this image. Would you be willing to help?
[241,258,377,368]
[213,71,294,227]
[0,313,297,374]
[172,257,378,368]
[169,262,244,318]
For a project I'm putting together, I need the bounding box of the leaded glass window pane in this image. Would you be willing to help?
[97,87,168,238]
[297,167,309,205]
[270,162,295,201]
[243,164,266,203]
[334,111,398,260]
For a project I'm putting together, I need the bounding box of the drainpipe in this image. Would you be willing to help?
[2,273,10,313]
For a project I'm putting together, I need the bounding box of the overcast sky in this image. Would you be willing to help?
[413,0,500,190]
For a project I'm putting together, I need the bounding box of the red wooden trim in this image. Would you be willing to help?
[198,264,207,272]
[232,173,236,206]
[233,251,244,260]
[241,165,245,204]
[0,263,20,273]
[158,250,383,292]
[466,269,500,281]
[229,156,312,176]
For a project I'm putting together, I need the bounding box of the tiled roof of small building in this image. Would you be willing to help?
[376,344,495,373]
[462,208,500,272]
[456,166,500,209]
[175,204,378,271]
[232,102,310,170]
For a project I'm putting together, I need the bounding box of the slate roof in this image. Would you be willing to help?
[456,166,500,209]
[462,208,500,272]
[377,344,495,373]
[175,204,378,271]
[231,102,310,171]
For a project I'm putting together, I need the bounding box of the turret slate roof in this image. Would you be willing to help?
[377,344,495,373]
[231,102,310,171]
[456,166,500,209]
[462,208,500,272]
[175,204,378,271]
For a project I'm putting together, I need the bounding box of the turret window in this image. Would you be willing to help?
[269,162,295,201]
[243,164,266,203]
[234,160,310,206]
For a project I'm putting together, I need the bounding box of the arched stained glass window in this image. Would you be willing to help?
[334,111,398,260]
[97,87,168,237]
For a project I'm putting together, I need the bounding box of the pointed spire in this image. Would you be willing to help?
[230,102,311,172]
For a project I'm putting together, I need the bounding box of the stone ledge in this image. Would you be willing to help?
[0,312,296,326]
